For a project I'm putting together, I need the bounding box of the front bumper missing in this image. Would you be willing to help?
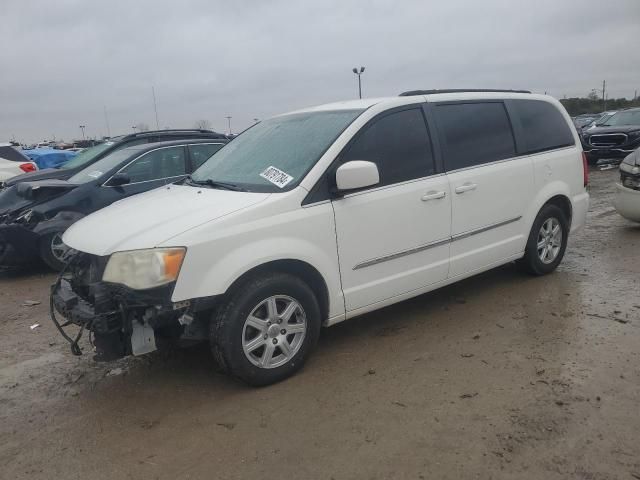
[50,255,191,361]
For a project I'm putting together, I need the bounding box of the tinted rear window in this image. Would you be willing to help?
[510,100,574,154]
[435,102,516,171]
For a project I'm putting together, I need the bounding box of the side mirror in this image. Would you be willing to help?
[107,173,131,187]
[335,160,380,192]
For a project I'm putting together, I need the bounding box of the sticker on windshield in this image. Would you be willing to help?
[87,171,103,179]
[259,166,294,188]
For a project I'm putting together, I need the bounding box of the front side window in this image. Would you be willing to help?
[68,148,134,184]
[341,108,435,186]
[190,143,224,170]
[120,146,186,183]
[436,102,516,171]
[191,110,363,192]
[510,100,574,154]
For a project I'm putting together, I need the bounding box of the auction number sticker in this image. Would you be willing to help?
[260,166,293,188]
[87,171,103,179]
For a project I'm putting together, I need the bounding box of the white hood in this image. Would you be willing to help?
[63,185,270,256]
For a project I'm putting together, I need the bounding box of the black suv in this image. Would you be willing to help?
[1,129,227,188]
[581,108,640,164]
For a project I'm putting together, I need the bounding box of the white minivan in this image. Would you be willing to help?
[52,90,589,385]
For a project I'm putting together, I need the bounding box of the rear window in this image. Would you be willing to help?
[0,146,29,162]
[510,100,574,154]
[435,102,516,171]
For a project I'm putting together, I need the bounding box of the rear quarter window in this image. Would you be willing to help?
[510,99,575,154]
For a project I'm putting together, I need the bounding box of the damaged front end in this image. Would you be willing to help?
[50,252,211,361]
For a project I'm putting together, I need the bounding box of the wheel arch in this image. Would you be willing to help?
[223,259,331,324]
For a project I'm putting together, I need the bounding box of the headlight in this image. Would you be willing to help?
[102,247,186,290]
[14,209,34,224]
[627,130,640,139]
[620,161,640,175]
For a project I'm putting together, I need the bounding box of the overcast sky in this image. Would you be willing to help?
[2,0,639,143]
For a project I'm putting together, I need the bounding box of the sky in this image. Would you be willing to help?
[2,0,639,143]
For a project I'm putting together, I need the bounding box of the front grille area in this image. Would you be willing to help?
[589,134,627,146]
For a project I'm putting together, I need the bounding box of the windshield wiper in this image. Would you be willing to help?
[184,176,246,191]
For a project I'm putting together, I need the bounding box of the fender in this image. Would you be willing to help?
[523,180,572,237]
[172,237,345,320]
[32,211,85,237]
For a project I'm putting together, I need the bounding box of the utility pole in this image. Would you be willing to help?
[152,86,160,130]
[225,116,232,135]
[79,125,86,140]
[352,67,365,99]
[602,80,606,111]
[103,106,111,137]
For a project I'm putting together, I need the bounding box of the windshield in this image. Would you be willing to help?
[61,139,121,169]
[68,148,134,184]
[191,109,364,192]
[603,110,640,127]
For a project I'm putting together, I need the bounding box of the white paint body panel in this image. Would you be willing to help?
[613,183,640,222]
[63,92,589,327]
[0,158,36,181]
[332,175,451,312]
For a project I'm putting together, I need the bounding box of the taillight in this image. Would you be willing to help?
[581,152,589,187]
[19,163,36,173]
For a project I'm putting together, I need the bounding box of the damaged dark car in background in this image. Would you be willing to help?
[0,139,226,270]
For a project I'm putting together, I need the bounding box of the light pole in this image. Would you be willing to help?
[132,125,137,133]
[225,116,232,135]
[352,66,365,99]
[79,125,86,140]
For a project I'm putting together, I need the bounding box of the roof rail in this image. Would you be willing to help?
[121,129,227,140]
[399,88,532,96]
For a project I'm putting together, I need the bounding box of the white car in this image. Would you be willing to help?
[613,149,640,222]
[0,143,37,182]
[53,90,589,385]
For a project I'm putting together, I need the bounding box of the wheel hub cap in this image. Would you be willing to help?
[537,217,562,265]
[242,295,307,369]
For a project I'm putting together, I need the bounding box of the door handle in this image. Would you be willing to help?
[455,183,477,194]
[421,191,446,201]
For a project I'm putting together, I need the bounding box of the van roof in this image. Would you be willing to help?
[290,90,548,114]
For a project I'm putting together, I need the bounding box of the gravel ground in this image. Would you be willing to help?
[0,167,638,480]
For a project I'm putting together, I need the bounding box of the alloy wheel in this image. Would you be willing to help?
[242,295,307,369]
[537,217,562,264]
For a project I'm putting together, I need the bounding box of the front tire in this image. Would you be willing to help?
[39,231,69,271]
[519,204,569,276]
[210,272,321,386]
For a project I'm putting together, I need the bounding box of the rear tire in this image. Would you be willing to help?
[210,272,321,386]
[39,231,68,271]
[519,204,569,276]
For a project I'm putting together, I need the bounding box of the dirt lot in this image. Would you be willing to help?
[1,167,638,480]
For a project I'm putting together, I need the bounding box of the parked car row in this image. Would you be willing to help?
[0,143,38,182]
[44,90,590,386]
[575,108,640,164]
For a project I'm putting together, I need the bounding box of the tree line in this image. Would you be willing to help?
[560,94,640,116]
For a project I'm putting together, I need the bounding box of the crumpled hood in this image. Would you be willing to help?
[0,179,76,217]
[63,184,270,256]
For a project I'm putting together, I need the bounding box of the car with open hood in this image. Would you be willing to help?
[51,90,589,386]
[0,138,226,270]
[581,108,640,164]
[0,129,227,189]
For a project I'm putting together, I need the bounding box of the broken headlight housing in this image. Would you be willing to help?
[102,247,186,290]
